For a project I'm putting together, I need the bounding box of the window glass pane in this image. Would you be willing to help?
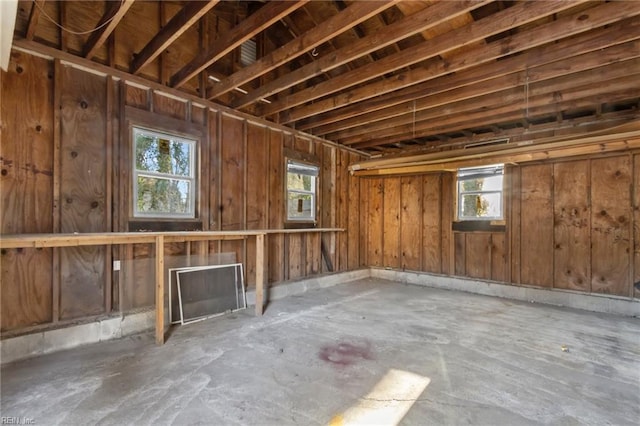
[287,192,314,220]
[287,172,314,191]
[460,193,502,219]
[135,133,192,177]
[137,176,192,215]
[459,175,503,193]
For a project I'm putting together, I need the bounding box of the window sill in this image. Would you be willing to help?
[452,220,506,232]
[129,219,202,232]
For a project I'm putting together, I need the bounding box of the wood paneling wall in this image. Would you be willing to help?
[1,51,363,334]
[362,152,640,299]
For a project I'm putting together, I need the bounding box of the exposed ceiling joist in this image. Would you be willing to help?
[170,0,308,89]
[25,0,45,41]
[130,0,219,74]
[83,0,135,59]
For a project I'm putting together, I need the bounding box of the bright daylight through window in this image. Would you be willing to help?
[457,164,504,220]
[133,127,196,218]
[286,160,318,222]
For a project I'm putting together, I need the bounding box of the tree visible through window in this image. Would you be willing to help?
[133,127,196,218]
[286,160,318,222]
[457,164,504,220]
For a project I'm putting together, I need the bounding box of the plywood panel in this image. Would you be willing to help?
[491,233,507,282]
[347,153,361,270]
[553,160,590,291]
[634,154,640,299]
[125,84,148,109]
[383,178,401,268]
[246,123,268,287]
[401,176,422,270]
[422,174,441,273]
[440,173,454,275]
[520,164,554,288]
[288,234,303,280]
[268,129,284,283]
[367,178,383,267]
[220,114,245,266]
[591,156,631,296]
[152,92,187,120]
[306,232,321,276]
[59,65,107,319]
[0,52,54,330]
[509,166,522,284]
[465,233,492,280]
[208,110,220,231]
[454,233,466,276]
[336,150,349,271]
[321,146,337,271]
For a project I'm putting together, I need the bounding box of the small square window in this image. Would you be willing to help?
[133,127,196,218]
[286,160,318,222]
[457,164,504,220]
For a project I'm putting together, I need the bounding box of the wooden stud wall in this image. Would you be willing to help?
[1,50,363,334]
[362,152,640,299]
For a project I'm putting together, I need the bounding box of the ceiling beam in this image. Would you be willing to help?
[232,0,487,110]
[283,1,640,125]
[83,0,135,59]
[130,0,219,75]
[350,79,640,149]
[170,1,308,89]
[326,43,640,141]
[262,0,585,118]
[25,0,45,40]
[304,17,640,134]
[205,1,398,100]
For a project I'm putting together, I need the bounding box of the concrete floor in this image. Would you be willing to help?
[2,278,639,425]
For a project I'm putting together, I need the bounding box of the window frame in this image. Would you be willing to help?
[456,164,505,222]
[131,126,197,219]
[285,158,319,224]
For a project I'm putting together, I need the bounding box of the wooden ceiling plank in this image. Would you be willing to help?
[170,1,308,89]
[25,0,45,40]
[284,1,640,125]
[351,81,640,149]
[130,0,219,75]
[83,0,135,59]
[326,43,640,141]
[305,17,640,134]
[232,0,489,110]
[205,1,398,100]
[263,0,585,118]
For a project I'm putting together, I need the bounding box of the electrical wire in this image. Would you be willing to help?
[32,0,126,36]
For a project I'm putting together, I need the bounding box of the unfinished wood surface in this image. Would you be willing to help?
[590,156,631,296]
[347,153,361,270]
[490,233,507,282]
[245,123,268,286]
[465,233,492,280]
[288,233,303,280]
[0,52,54,331]
[634,154,640,299]
[59,65,108,320]
[152,92,187,120]
[553,160,591,291]
[422,173,442,273]
[268,129,284,283]
[509,166,522,284]
[124,83,148,110]
[519,164,554,288]
[440,172,454,275]
[454,233,466,276]
[255,233,265,315]
[321,145,337,271]
[383,178,401,268]
[336,150,349,271]
[367,178,384,267]
[400,176,422,271]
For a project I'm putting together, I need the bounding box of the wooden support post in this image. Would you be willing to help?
[155,235,165,345]
[255,233,265,316]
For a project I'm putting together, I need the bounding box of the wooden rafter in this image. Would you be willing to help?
[25,0,45,40]
[232,0,488,110]
[170,1,308,89]
[262,0,585,118]
[350,75,640,149]
[281,0,640,126]
[83,0,135,59]
[205,1,398,100]
[130,0,219,74]
[325,43,640,142]
[304,16,640,135]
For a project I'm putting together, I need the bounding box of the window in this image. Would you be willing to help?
[457,164,504,220]
[133,127,196,218]
[286,160,318,222]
